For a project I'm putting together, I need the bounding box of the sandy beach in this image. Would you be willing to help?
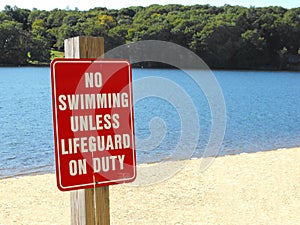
[0,147,299,225]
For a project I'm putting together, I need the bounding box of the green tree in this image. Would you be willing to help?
[0,4,299,69]
[29,19,51,62]
[0,20,28,65]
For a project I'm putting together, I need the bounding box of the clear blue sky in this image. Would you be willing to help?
[0,0,299,11]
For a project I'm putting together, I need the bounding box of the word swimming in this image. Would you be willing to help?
[58,92,129,111]
[60,134,131,155]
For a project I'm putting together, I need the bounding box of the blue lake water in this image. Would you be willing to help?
[0,68,300,178]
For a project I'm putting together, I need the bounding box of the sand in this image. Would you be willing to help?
[0,147,299,225]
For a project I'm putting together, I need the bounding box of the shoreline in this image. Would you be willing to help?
[0,147,299,224]
[0,146,299,180]
[1,64,300,72]
[1,146,299,180]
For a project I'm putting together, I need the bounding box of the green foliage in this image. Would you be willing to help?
[0,4,299,69]
[50,50,64,60]
[0,20,28,65]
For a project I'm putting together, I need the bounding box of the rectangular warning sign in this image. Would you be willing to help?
[51,59,136,191]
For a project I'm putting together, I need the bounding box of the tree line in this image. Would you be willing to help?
[0,4,299,70]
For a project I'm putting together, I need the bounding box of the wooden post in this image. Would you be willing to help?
[64,36,110,225]
[64,36,104,58]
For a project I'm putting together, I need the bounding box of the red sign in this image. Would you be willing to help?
[51,59,136,191]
